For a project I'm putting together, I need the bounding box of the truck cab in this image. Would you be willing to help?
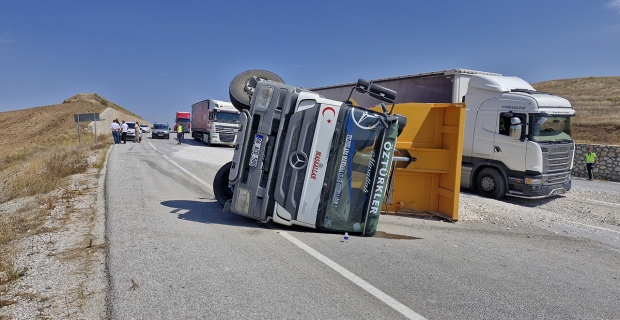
[462,74,575,198]
[213,71,404,236]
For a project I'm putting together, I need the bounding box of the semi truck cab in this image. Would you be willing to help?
[213,71,404,236]
[462,74,575,199]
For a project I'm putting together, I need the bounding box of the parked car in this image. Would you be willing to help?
[152,122,170,139]
[139,124,150,133]
[126,121,136,139]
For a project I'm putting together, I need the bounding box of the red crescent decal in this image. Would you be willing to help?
[322,107,335,117]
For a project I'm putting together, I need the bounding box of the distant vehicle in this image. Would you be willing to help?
[152,122,170,139]
[191,99,240,146]
[174,111,191,133]
[126,121,136,139]
[139,124,150,133]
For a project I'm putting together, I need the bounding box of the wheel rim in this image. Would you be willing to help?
[480,176,495,192]
[243,76,270,97]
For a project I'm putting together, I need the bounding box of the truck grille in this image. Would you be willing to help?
[220,134,235,143]
[293,121,316,204]
[282,124,301,199]
[215,125,238,134]
[542,144,573,174]
[544,172,571,185]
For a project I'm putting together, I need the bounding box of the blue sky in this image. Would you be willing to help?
[1,0,620,125]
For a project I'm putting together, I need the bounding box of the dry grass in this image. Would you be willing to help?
[0,93,127,318]
[0,94,115,288]
[0,139,90,203]
[533,76,620,145]
[0,199,49,284]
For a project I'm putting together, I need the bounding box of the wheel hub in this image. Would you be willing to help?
[480,176,495,192]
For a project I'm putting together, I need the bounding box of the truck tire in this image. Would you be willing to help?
[476,168,506,199]
[229,70,284,111]
[213,161,233,206]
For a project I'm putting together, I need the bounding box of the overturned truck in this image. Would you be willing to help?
[213,70,408,236]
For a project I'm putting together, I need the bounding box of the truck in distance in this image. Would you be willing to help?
[213,70,407,236]
[174,111,191,133]
[191,99,241,146]
[311,69,575,200]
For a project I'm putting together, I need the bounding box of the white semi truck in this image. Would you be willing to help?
[311,69,575,199]
[191,99,241,146]
[213,70,407,236]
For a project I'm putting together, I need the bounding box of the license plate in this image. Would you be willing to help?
[249,134,263,167]
[551,188,565,195]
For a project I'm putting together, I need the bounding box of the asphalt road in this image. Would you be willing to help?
[105,133,620,320]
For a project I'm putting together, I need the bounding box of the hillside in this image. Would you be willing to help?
[533,77,620,145]
[0,93,148,156]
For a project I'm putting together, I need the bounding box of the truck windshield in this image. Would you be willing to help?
[214,112,240,124]
[530,115,573,143]
[321,107,393,234]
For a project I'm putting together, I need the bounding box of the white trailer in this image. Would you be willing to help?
[311,69,575,199]
[191,99,240,146]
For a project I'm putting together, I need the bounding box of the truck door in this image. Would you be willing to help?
[493,111,527,172]
[471,109,497,159]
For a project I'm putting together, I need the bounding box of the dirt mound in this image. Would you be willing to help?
[0,94,147,157]
[62,93,113,106]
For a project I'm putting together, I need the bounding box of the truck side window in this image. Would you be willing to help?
[498,114,525,136]
[499,115,510,136]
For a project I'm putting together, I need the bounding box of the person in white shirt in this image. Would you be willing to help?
[110,120,121,144]
[121,120,129,144]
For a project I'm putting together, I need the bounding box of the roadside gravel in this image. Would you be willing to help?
[458,178,620,251]
[0,150,107,320]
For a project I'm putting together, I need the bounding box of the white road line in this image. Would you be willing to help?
[147,140,214,194]
[567,221,620,234]
[278,231,427,320]
[570,196,620,207]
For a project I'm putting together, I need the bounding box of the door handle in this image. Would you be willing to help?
[494,146,502,153]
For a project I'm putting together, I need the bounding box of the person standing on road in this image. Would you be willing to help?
[110,119,121,144]
[585,147,598,181]
[121,120,128,144]
[176,122,184,145]
[134,121,141,143]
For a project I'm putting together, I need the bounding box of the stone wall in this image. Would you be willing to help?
[572,144,620,182]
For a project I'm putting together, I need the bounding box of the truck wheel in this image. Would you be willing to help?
[213,161,233,206]
[229,70,284,111]
[476,168,506,199]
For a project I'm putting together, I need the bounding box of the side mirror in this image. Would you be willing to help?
[509,124,522,140]
[369,83,396,103]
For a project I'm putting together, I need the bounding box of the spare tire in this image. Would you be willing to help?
[229,70,284,111]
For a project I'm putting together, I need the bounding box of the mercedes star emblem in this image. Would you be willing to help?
[289,151,308,170]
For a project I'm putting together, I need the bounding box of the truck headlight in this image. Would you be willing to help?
[525,178,542,185]
[254,86,274,111]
